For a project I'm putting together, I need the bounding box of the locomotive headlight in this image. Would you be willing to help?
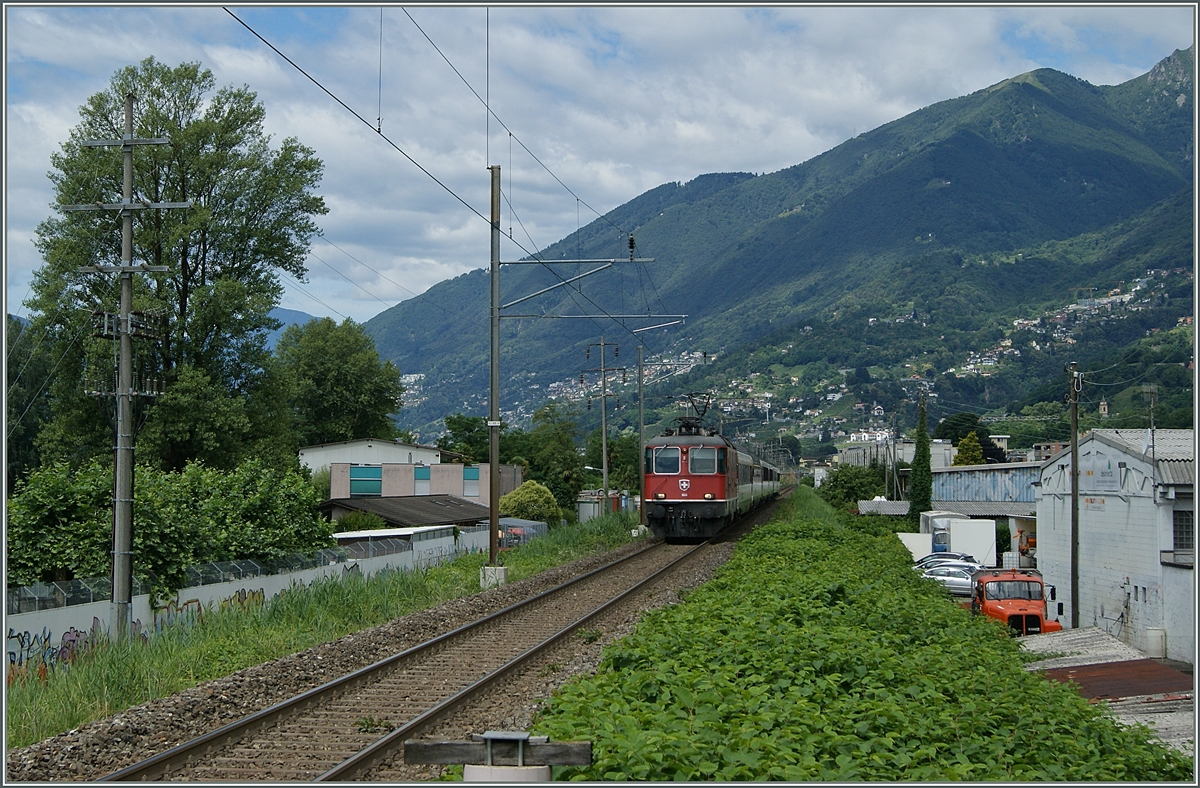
[704,493,714,500]
[655,493,666,499]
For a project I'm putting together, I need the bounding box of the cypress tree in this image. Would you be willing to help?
[908,399,932,528]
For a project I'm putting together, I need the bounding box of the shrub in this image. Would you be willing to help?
[499,480,562,524]
[335,510,387,532]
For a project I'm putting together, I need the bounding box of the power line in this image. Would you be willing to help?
[401,7,627,237]
[227,8,672,351]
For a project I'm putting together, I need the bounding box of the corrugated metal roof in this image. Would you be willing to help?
[857,500,909,515]
[1156,459,1195,486]
[1091,429,1193,462]
[322,495,490,528]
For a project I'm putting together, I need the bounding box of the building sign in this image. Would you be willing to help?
[1085,497,1106,511]
[1085,451,1120,492]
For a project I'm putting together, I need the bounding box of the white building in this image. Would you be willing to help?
[1036,429,1193,664]
[298,438,444,474]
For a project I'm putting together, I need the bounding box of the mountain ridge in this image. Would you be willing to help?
[363,47,1193,435]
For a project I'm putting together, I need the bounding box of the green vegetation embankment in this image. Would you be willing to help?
[533,489,1192,781]
[5,514,639,750]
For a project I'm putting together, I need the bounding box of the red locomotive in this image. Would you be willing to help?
[644,416,780,542]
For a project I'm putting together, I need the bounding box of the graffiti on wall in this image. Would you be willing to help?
[5,616,147,684]
[154,598,202,632]
[217,587,265,614]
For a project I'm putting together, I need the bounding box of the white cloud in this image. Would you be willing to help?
[5,5,1193,324]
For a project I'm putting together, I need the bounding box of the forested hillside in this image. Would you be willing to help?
[366,47,1193,437]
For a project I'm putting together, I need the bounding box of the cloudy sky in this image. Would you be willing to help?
[5,4,1195,324]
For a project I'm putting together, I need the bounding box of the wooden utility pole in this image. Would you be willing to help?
[64,93,186,639]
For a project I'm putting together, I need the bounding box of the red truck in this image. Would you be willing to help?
[969,568,1063,636]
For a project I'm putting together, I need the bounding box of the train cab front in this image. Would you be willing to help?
[644,440,731,542]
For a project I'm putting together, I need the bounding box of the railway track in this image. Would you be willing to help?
[99,539,707,782]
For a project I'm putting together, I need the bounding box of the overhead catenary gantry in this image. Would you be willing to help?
[485,165,685,572]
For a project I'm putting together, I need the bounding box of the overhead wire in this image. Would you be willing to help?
[226,8,672,354]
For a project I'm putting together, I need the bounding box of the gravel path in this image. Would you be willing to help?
[5,537,735,782]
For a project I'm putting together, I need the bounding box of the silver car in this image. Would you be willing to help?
[915,559,985,574]
[921,565,975,595]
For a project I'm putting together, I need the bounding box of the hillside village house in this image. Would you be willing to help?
[1036,429,1193,664]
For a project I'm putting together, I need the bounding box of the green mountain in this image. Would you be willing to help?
[366,48,1193,436]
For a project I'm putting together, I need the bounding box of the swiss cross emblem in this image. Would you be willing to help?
[678,479,691,491]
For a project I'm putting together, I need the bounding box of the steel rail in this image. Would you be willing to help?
[97,539,667,782]
[317,541,707,781]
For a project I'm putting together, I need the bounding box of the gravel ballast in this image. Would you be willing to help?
[6,538,735,783]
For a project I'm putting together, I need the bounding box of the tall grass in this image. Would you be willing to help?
[5,513,639,750]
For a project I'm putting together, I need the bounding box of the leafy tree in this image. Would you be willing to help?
[908,400,932,529]
[436,413,490,463]
[585,428,641,493]
[934,411,1004,463]
[525,402,585,510]
[138,364,251,471]
[275,317,404,447]
[816,464,884,509]
[952,430,985,466]
[5,316,54,489]
[499,480,562,524]
[23,57,327,470]
[6,457,333,601]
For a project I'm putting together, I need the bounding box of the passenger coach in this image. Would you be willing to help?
[644,418,780,542]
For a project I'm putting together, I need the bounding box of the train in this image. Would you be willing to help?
[643,416,781,542]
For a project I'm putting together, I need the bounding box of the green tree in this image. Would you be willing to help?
[5,316,54,490]
[952,430,985,466]
[24,57,327,470]
[816,464,884,509]
[436,413,490,463]
[908,400,932,529]
[499,480,562,524]
[584,428,641,493]
[526,402,585,510]
[275,317,404,447]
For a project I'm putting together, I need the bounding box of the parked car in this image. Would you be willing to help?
[913,559,985,575]
[921,565,975,596]
[914,551,977,568]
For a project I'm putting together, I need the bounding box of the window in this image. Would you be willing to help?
[1173,509,1193,551]
[463,466,480,497]
[415,465,431,495]
[349,465,382,497]
[653,447,680,474]
[689,448,717,474]
[717,448,727,474]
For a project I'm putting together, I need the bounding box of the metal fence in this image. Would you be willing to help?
[6,575,155,615]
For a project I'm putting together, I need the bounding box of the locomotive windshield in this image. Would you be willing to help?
[689,447,717,474]
[652,446,681,474]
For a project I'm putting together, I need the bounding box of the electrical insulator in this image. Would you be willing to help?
[628,234,635,253]
[587,400,592,411]
[622,370,627,384]
[586,347,590,359]
[614,346,618,358]
[580,373,585,385]
[703,351,708,363]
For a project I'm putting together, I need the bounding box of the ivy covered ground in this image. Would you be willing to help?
[533,489,1194,781]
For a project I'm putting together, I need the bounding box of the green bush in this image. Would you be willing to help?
[534,487,1193,781]
[334,510,387,532]
[6,457,334,602]
[499,480,562,524]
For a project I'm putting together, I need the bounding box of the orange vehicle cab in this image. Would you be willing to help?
[970,568,1063,636]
